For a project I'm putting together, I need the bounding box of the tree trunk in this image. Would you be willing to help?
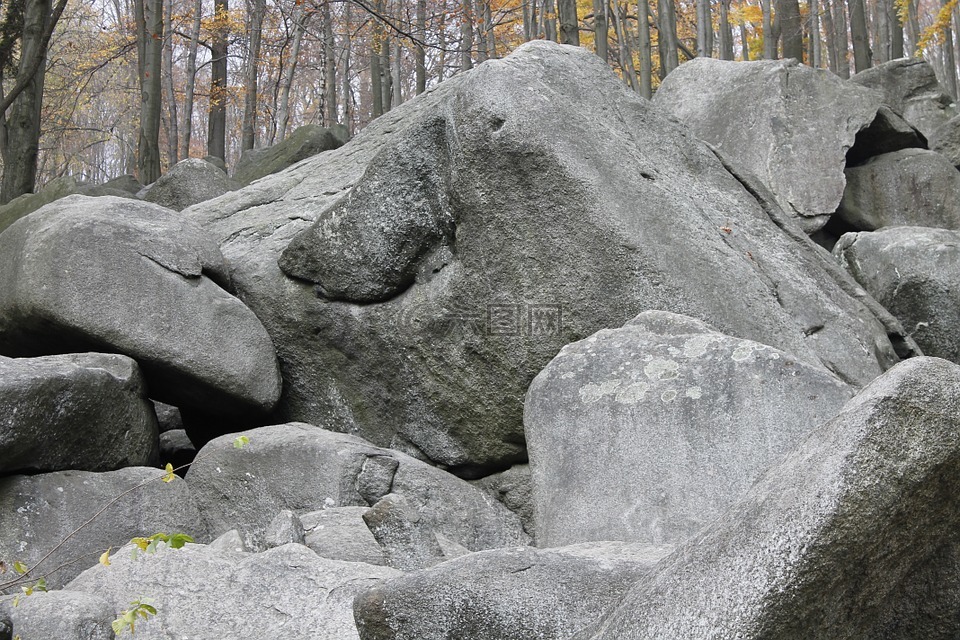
[778,0,803,60]
[276,4,309,141]
[697,0,712,57]
[762,0,775,58]
[809,0,821,66]
[719,0,734,59]
[904,0,920,56]
[207,0,228,161]
[179,0,202,159]
[342,1,353,133]
[380,34,392,112]
[162,0,178,165]
[476,0,489,61]
[485,0,496,56]
[241,0,265,152]
[558,0,579,44]
[849,0,871,72]
[873,0,889,62]
[943,0,959,99]
[323,0,337,125]
[611,1,639,90]
[658,0,679,76]
[822,0,838,71]
[135,0,163,184]
[416,0,427,91]
[462,0,474,69]
[890,0,904,58]
[594,0,608,59]
[544,0,558,41]
[371,11,383,117]
[833,0,850,78]
[740,20,751,59]
[638,0,652,96]
[392,37,402,106]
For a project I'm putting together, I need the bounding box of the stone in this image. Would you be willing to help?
[233,124,349,185]
[208,529,249,553]
[834,227,960,364]
[0,590,114,640]
[836,148,960,231]
[929,112,960,168]
[0,353,158,474]
[68,542,399,640]
[142,158,237,211]
[354,541,673,640]
[158,429,195,474]
[851,57,958,139]
[0,467,205,588]
[471,464,535,538]
[185,423,528,551]
[264,509,305,548]
[582,357,960,640]
[363,493,448,571]
[525,311,855,547]
[653,57,888,233]
[0,195,281,433]
[186,42,908,472]
[302,507,387,565]
[152,401,183,433]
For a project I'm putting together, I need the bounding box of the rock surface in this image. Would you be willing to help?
[581,357,960,639]
[0,175,139,236]
[834,227,960,364]
[185,423,528,551]
[0,467,205,588]
[0,195,281,429]
[930,112,960,167]
[233,124,349,185]
[303,506,387,565]
[0,590,114,640]
[143,157,237,211]
[653,57,886,232]
[525,310,854,547]
[0,353,158,474]
[354,541,673,640]
[837,148,960,230]
[68,542,399,640]
[187,42,907,471]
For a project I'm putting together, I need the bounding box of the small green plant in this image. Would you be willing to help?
[111,597,157,636]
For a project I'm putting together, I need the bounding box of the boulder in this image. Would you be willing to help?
[67,542,399,640]
[233,124,349,185]
[582,357,960,639]
[158,429,195,474]
[354,541,673,640]
[851,56,958,139]
[186,42,909,472]
[471,464,535,538]
[0,590,114,640]
[652,57,891,233]
[834,227,960,364]
[836,148,960,231]
[303,506,387,565]
[526,310,854,547]
[142,158,237,211]
[930,112,960,168]
[0,467,205,588]
[185,423,528,551]
[0,195,281,432]
[0,353,158,474]
[264,509,305,548]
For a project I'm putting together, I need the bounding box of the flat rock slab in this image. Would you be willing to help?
[355,541,673,640]
[581,357,960,639]
[0,467,205,588]
[653,57,884,233]
[0,195,281,423]
[835,226,960,364]
[187,42,903,472]
[0,352,157,474]
[67,542,399,640]
[525,311,854,547]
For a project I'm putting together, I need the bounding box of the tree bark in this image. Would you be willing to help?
[740,19,751,59]
[890,0,904,58]
[416,0,427,91]
[809,0,821,66]
[392,37,402,106]
[462,0,474,69]
[762,0,775,58]
[638,0,652,96]
[719,0,734,59]
[544,0,558,41]
[162,0,178,165]
[594,0,608,59]
[611,1,639,90]
[179,0,202,159]
[207,0,228,161]
[778,0,803,60]
[370,9,383,117]
[323,0,337,126]
[943,0,959,99]
[241,0,265,152]
[342,0,353,133]
[697,0,712,57]
[276,3,310,141]
[135,0,163,184]
[822,0,838,71]
[658,0,679,76]
[558,0,579,44]
[380,33,392,112]
[849,0,871,72]
[833,0,850,78]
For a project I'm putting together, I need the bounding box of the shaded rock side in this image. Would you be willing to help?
[143,157,237,211]
[0,353,158,474]
[653,57,887,233]
[186,42,906,472]
[354,541,673,640]
[930,112,960,168]
[582,356,960,640]
[525,310,854,547]
[0,195,281,425]
[68,542,399,640]
[0,467,205,588]
[233,123,349,185]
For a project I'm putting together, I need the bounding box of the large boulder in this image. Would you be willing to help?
[834,227,960,364]
[0,195,281,431]
[0,590,114,640]
[233,124,349,185]
[525,311,854,547]
[186,42,909,472]
[0,353,158,474]
[185,423,528,551]
[354,541,673,640]
[581,357,960,639]
[836,148,960,231]
[142,158,237,211]
[0,467,205,588]
[851,57,958,139]
[930,112,960,168]
[652,57,892,233]
[68,542,399,640]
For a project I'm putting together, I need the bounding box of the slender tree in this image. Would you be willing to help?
[594,0,608,59]
[558,0,579,44]
[207,0,228,161]
[179,0,202,158]
[849,0,872,71]
[134,0,162,183]
[778,0,803,60]
[161,0,178,165]
[638,0,652,96]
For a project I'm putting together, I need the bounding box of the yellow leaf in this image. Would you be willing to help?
[162,463,175,483]
[100,549,112,566]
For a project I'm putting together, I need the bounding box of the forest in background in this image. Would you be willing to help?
[0,0,957,203]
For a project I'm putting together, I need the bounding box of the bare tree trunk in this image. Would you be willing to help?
[392,37,402,105]
[611,1,639,90]
[241,0,265,151]
[822,0,838,71]
[371,6,384,117]
[697,0,712,56]
[638,0,652,96]
[438,8,448,80]
[208,0,228,161]
[342,1,353,133]
[943,0,959,98]
[872,0,889,62]
[416,0,427,92]
[658,0,679,75]
[524,0,534,40]
[276,4,309,141]
[719,0,734,59]
[324,0,337,125]
[762,0,775,58]
[779,0,803,60]
[558,0,579,44]
[381,34,393,112]
[904,0,920,55]
[740,20,751,59]
[485,0,495,55]
[849,0,871,72]
[833,0,850,78]
[808,0,821,66]
[544,0,558,41]
[594,0,608,59]
[890,0,904,58]
[179,0,202,159]
[135,0,163,184]
[462,0,474,69]
[476,0,489,61]
[162,0,178,165]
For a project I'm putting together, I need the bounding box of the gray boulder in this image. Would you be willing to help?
[0,590,114,640]
[471,464,535,538]
[837,148,960,231]
[526,311,854,547]
[68,542,399,640]
[582,357,960,639]
[851,56,958,139]
[0,195,281,431]
[930,112,960,168]
[363,493,450,571]
[354,541,673,640]
[158,429,195,473]
[303,507,387,565]
[653,57,889,233]
[0,353,158,474]
[142,158,237,211]
[264,509,305,548]
[0,467,205,588]
[187,42,908,472]
[233,123,349,185]
[835,227,960,364]
[185,423,528,551]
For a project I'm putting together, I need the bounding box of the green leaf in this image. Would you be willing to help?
[233,435,250,449]
[12,561,27,575]
[167,533,194,549]
[111,619,124,634]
